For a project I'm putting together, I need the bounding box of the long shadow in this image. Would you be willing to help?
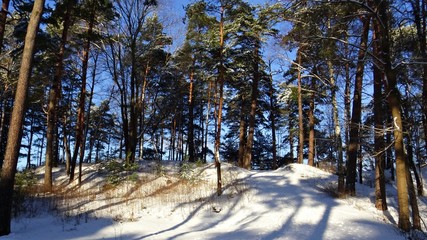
[134,174,254,240]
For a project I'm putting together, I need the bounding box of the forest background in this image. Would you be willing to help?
[0,0,426,235]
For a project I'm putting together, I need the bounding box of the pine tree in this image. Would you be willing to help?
[0,0,45,235]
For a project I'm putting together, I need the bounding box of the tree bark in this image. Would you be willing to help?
[345,16,370,196]
[214,4,225,195]
[297,47,304,164]
[411,0,427,150]
[307,71,315,167]
[0,0,10,52]
[188,62,195,162]
[45,0,74,191]
[238,95,247,168]
[373,26,387,210]
[268,71,277,169]
[243,38,261,170]
[70,11,94,184]
[374,0,413,230]
[328,60,344,196]
[0,0,45,235]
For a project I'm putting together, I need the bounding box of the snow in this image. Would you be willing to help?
[1,162,425,240]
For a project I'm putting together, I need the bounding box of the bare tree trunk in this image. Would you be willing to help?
[358,143,363,184]
[374,0,413,230]
[297,47,304,164]
[138,63,150,160]
[70,12,94,184]
[84,53,98,164]
[0,0,45,235]
[26,117,34,169]
[214,4,225,195]
[345,16,370,196]
[188,63,195,162]
[238,95,246,167]
[45,0,74,191]
[63,118,71,176]
[268,71,277,169]
[308,72,315,167]
[406,163,421,230]
[328,60,344,196]
[243,39,261,170]
[0,0,10,52]
[344,31,351,167]
[411,0,427,149]
[289,110,294,162]
[373,26,387,210]
[203,80,212,163]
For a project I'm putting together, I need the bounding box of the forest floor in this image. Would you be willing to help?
[0,160,426,240]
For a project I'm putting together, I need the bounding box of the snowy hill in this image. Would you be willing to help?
[1,161,425,240]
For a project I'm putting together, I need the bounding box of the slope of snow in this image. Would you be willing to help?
[1,162,424,240]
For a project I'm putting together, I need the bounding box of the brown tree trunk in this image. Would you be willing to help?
[188,62,195,162]
[289,110,294,162]
[411,0,427,150]
[297,47,304,164]
[84,53,97,164]
[344,31,351,168]
[0,0,10,52]
[63,117,71,176]
[214,4,225,195]
[345,16,370,196]
[243,39,261,170]
[373,26,387,210]
[70,12,94,184]
[45,0,74,191]
[307,73,315,167]
[25,117,34,169]
[0,0,45,235]
[328,60,344,196]
[238,95,247,168]
[203,80,212,163]
[268,72,277,169]
[138,62,149,159]
[374,0,413,230]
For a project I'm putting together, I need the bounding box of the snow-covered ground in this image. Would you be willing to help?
[1,161,426,240]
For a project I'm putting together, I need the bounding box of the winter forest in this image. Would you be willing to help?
[0,0,427,238]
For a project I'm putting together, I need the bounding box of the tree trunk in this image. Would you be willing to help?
[63,119,71,176]
[268,72,277,169]
[373,26,387,210]
[385,123,395,181]
[214,4,225,196]
[307,73,315,167]
[243,39,261,170]
[0,0,45,235]
[45,0,73,191]
[345,16,370,196]
[138,63,149,160]
[411,0,427,149]
[26,118,34,169]
[328,60,344,196]
[188,63,195,162]
[203,81,212,163]
[70,12,94,184]
[344,30,351,168]
[374,0,413,230]
[84,53,98,163]
[289,110,294,162]
[297,47,304,164]
[238,95,247,167]
[0,0,10,52]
